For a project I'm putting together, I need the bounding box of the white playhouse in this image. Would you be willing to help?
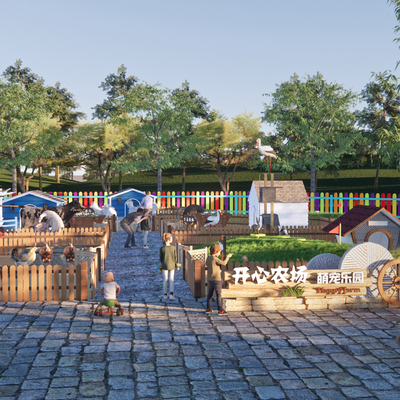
[248,180,309,228]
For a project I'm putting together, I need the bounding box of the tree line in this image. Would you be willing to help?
[1,64,400,195]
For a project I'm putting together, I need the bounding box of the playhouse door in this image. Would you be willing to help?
[367,231,390,249]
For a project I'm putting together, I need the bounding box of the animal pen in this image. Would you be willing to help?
[0,219,115,303]
[156,211,336,246]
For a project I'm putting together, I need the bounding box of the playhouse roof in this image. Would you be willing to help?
[322,205,400,236]
[252,180,308,203]
[108,188,156,199]
[3,190,64,205]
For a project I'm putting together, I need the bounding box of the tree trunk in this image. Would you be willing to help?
[25,169,36,192]
[157,168,162,193]
[374,156,381,191]
[310,147,316,193]
[290,172,293,180]
[119,171,123,191]
[39,167,42,191]
[182,166,186,191]
[315,170,318,192]
[55,166,60,183]
[310,166,316,194]
[12,167,17,193]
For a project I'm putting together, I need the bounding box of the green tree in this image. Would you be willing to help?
[388,0,400,68]
[74,121,134,192]
[196,111,262,192]
[0,79,61,192]
[1,60,83,189]
[355,72,400,190]
[125,81,211,192]
[93,65,139,190]
[262,73,359,194]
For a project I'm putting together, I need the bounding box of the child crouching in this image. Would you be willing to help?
[94,272,123,315]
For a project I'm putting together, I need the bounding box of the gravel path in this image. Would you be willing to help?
[0,231,400,399]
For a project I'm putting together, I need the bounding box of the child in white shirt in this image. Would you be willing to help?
[94,272,123,315]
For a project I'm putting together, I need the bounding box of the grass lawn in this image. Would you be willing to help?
[1,167,400,194]
[195,236,353,264]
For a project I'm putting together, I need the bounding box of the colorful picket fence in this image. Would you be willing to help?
[5,189,400,217]
[153,191,250,215]
[5,190,250,215]
[308,192,400,217]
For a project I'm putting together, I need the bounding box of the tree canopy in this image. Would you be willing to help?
[262,73,359,193]
[196,111,262,192]
[356,72,400,190]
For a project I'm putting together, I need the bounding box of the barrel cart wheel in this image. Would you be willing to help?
[98,309,103,316]
[377,259,400,307]
[116,309,121,316]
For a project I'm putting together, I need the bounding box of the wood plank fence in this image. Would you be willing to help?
[0,226,111,258]
[164,222,335,246]
[0,260,102,302]
[0,224,111,302]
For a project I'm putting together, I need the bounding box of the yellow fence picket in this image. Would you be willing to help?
[54,265,59,301]
[17,265,23,302]
[61,265,67,300]
[47,265,53,301]
[9,265,16,302]
[38,265,45,301]
[31,266,37,302]
[2,266,8,302]
[69,264,75,300]
[23,265,29,301]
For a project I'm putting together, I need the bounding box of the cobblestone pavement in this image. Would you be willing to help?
[0,232,400,399]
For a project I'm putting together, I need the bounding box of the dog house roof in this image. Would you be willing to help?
[322,205,400,236]
[253,180,308,203]
[3,190,64,205]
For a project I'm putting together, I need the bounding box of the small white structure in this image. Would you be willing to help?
[248,180,309,228]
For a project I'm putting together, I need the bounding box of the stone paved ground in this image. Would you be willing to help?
[0,231,400,400]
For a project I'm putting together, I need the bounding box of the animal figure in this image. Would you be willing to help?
[63,243,75,262]
[34,222,49,233]
[20,200,86,229]
[242,255,248,263]
[38,211,64,232]
[90,202,117,217]
[278,226,289,236]
[39,244,53,263]
[176,204,205,217]
[251,217,262,234]
[255,138,277,173]
[11,246,37,266]
[204,210,222,227]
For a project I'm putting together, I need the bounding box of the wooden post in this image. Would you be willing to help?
[96,248,102,283]
[194,259,203,298]
[80,261,88,301]
[264,173,267,229]
[182,246,188,281]
[271,173,274,228]
[221,235,226,261]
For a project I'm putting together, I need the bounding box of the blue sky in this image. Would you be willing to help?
[0,0,398,132]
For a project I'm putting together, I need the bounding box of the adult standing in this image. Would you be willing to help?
[140,191,154,229]
[120,208,147,248]
[141,211,151,249]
